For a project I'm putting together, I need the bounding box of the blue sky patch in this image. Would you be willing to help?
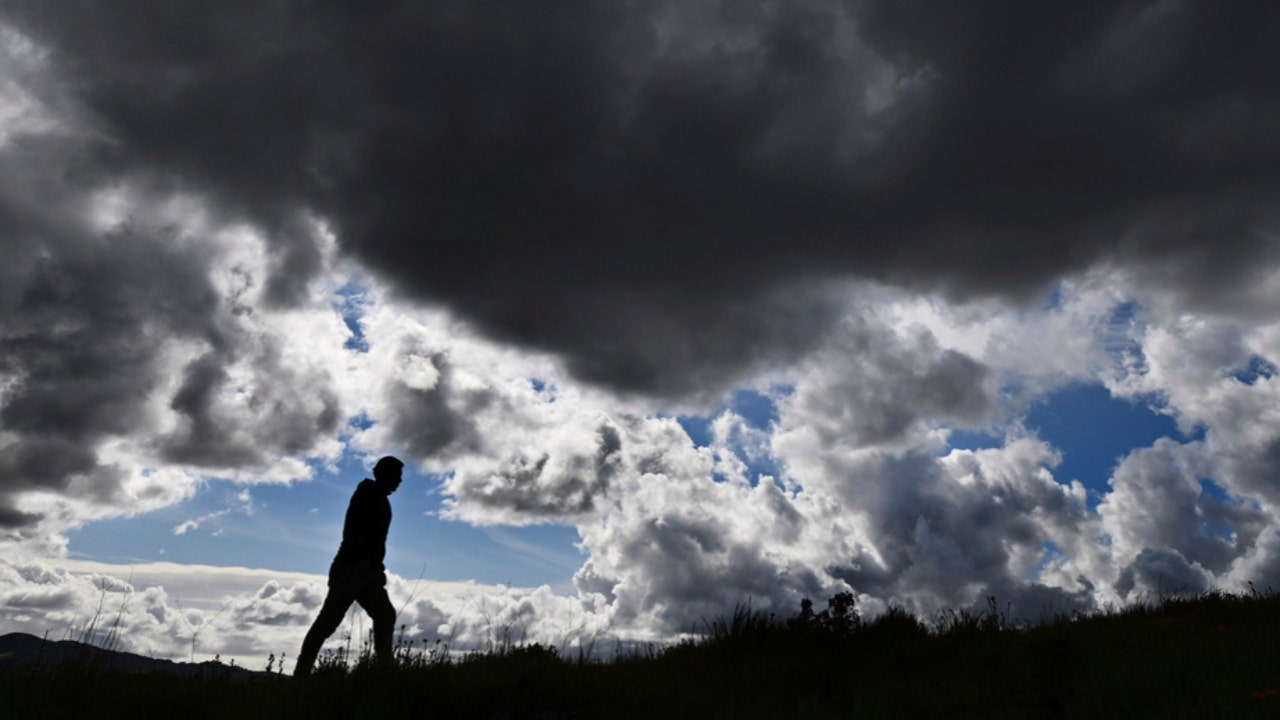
[676,414,714,449]
[1039,280,1067,311]
[1027,540,1066,580]
[1229,355,1277,386]
[947,428,1004,452]
[676,388,787,485]
[334,280,371,352]
[676,388,785,449]
[65,455,586,587]
[730,388,781,430]
[1026,384,1181,497]
[1197,479,1236,540]
[1198,478,1232,504]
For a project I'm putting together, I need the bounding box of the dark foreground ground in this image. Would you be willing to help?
[4,590,1280,719]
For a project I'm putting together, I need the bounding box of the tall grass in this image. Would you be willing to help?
[5,588,1280,718]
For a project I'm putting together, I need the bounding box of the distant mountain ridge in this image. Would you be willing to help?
[0,632,268,679]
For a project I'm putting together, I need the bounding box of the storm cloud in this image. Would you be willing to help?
[0,49,352,538]
[4,1,1276,395]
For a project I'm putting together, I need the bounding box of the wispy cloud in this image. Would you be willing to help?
[171,489,255,536]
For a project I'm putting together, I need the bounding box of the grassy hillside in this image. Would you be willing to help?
[4,589,1280,719]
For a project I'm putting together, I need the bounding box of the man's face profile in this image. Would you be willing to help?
[384,465,403,495]
[374,457,404,495]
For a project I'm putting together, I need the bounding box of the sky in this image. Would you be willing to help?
[2,1,1280,668]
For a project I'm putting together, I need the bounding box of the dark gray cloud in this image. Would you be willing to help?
[0,155,208,527]
[382,350,490,461]
[822,445,1092,613]
[5,1,1276,395]
[0,119,344,534]
[161,336,343,467]
[450,423,622,518]
[0,506,43,530]
[1114,546,1211,599]
[785,317,993,447]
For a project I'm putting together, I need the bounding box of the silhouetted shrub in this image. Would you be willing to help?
[789,591,859,635]
[861,604,928,643]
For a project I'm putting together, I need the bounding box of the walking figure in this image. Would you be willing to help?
[295,456,404,676]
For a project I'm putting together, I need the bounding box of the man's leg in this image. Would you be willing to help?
[356,586,397,666]
[295,588,355,676]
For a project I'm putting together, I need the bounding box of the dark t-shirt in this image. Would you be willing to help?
[334,479,391,567]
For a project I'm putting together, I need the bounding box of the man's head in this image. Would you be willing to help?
[373,456,404,494]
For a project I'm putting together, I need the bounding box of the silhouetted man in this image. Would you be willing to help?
[295,456,404,676]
